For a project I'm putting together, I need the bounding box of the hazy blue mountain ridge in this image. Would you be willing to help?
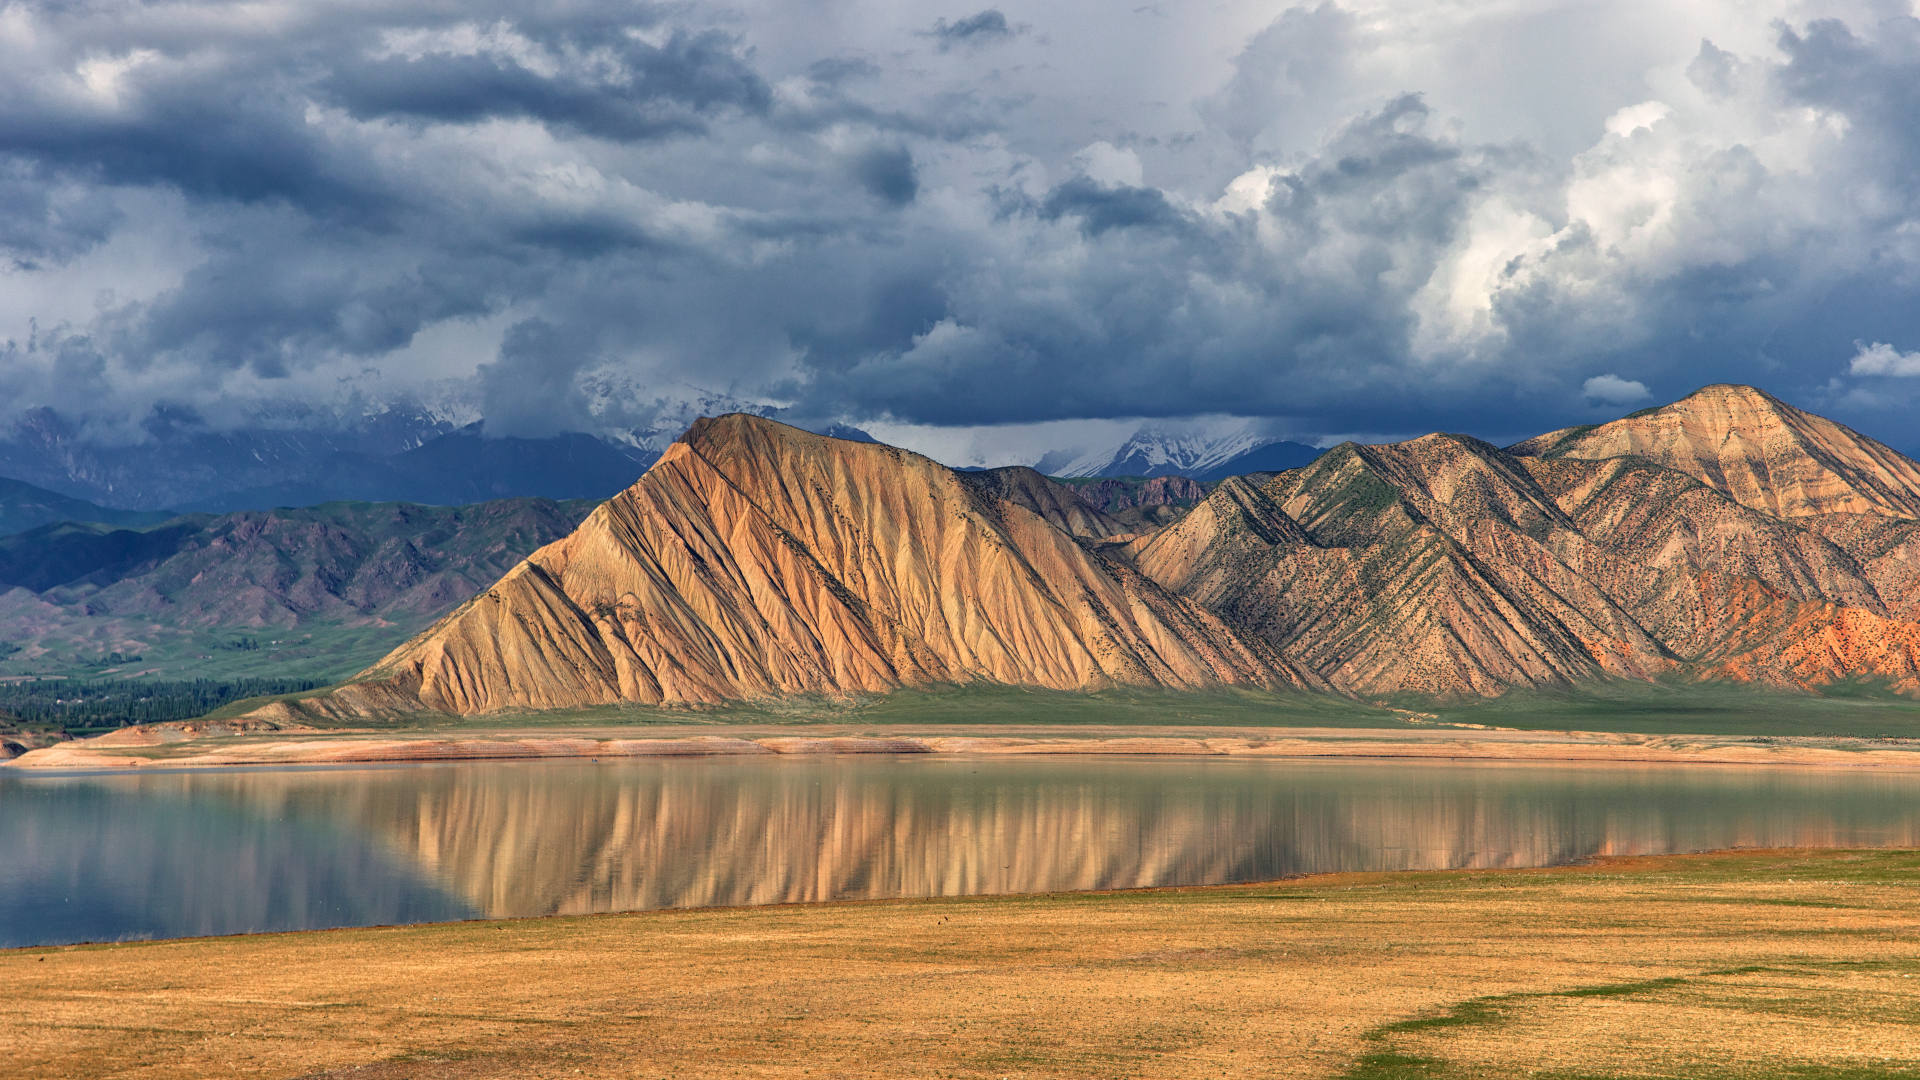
[0,477,177,536]
[0,405,457,510]
[0,497,599,683]
[179,426,657,512]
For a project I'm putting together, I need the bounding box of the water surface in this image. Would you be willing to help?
[5,755,1917,948]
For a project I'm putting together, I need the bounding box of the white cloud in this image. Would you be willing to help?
[1582,375,1651,405]
[1603,100,1672,138]
[1850,341,1920,377]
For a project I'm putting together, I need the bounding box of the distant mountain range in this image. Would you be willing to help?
[0,477,176,536]
[1035,423,1324,481]
[0,498,597,681]
[8,384,1920,714]
[175,425,656,513]
[1,394,1304,519]
[0,393,778,514]
[243,385,1920,725]
[0,419,649,530]
[0,404,460,511]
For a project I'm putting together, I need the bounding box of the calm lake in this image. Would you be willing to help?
[5,755,1919,948]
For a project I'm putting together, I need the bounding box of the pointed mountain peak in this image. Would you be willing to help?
[679,412,822,449]
[1674,381,1789,405]
[296,408,1309,717]
[1508,385,1920,519]
[1643,383,1813,428]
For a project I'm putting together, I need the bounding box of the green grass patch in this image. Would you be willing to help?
[1341,950,1920,1080]
[1758,1060,1920,1068]
[0,619,419,686]
[1553,976,1687,998]
[1416,679,1920,738]
[295,682,1416,732]
[55,653,1920,740]
[822,684,1402,727]
[1375,999,1508,1035]
[1344,1052,1453,1080]
[276,674,1920,738]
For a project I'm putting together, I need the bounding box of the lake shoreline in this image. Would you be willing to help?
[9,721,1920,770]
[10,849,1918,1079]
[0,845,1880,952]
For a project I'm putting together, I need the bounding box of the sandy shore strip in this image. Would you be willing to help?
[8,720,1920,770]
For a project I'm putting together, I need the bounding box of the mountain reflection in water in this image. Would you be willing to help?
[5,755,1919,946]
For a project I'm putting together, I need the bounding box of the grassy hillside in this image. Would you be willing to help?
[0,497,599,686]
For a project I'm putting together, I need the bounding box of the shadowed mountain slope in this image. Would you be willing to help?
[0,406,454,510]
[0,500,598,625]
[293,417,1314,718]
[1194,441,1324,481]
[1050,475,1212,532]
[955,467,1134,539]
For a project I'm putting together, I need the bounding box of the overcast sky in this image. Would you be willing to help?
[3,0,1919,459]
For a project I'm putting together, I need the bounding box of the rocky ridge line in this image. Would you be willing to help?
[251,386,1920,719]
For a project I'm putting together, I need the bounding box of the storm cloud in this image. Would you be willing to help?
[1,0,1919,454]
[922,10,1021,52]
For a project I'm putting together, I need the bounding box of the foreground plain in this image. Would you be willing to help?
[7,849,1919,1079]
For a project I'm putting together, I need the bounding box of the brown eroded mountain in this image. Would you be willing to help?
[1129,437,1675,697]
[281,415,1313,718]
[1511,383,1920,519]
[266,386,1920,720]
[1133,385,1920,697]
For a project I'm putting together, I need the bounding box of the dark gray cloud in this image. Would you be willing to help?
[0,161,121,269]
[477,318,598,437]
[1038,178,1186,235]
[1,1,1919,458]
[849,143,919,205]
[807,57,881,84]
[794,94,1498,431]
[1776,16,1920,186]
[922,10,1019,52]
[0,71,357,213]
[325,29,770,141]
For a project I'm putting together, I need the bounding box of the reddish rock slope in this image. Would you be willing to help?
[1131,389,1920,697]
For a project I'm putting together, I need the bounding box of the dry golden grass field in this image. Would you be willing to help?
[6,849,1918,1080]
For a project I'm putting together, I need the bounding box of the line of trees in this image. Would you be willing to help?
[0,677,324,730]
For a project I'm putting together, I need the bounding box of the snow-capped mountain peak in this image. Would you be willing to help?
[1034,421,1284,478]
